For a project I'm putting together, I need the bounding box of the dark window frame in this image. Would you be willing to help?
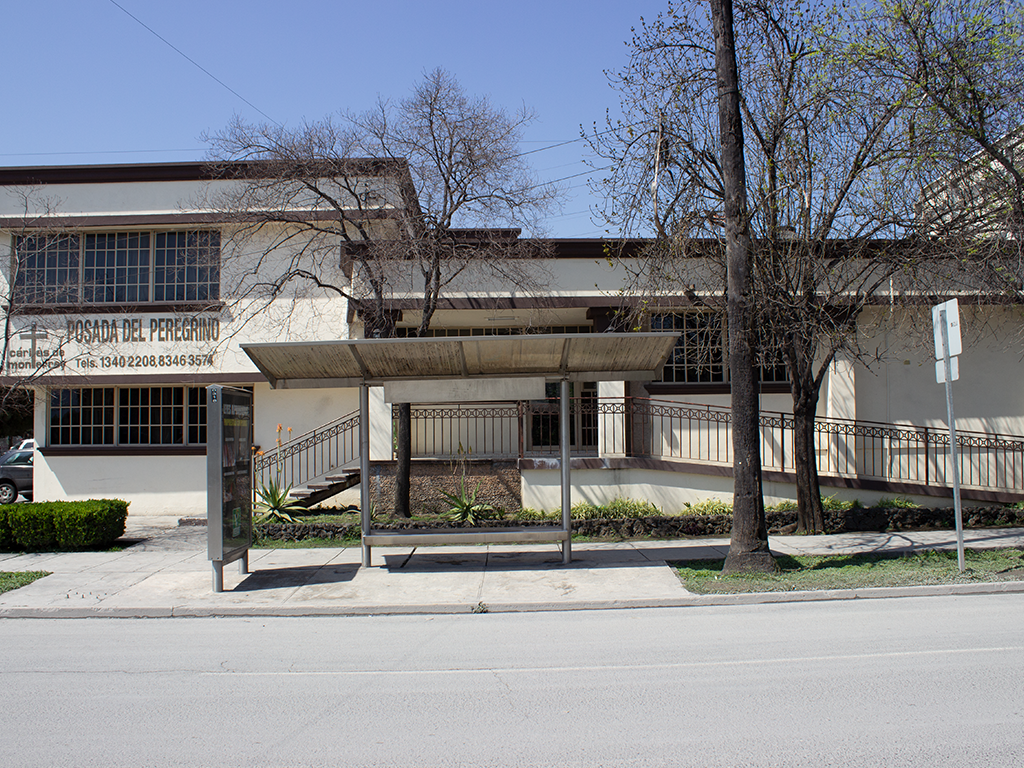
[49,386,207,447]
[652,311,789,386]
[13,230,221,308]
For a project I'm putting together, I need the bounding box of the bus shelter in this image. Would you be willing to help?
[241,333,677,567]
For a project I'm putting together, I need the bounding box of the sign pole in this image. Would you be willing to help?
[939,311,965,573]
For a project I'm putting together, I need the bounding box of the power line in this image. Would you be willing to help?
[0,148,202,159]
[539,165,610,188]
[514,120,646,160]
[108,0,281,127]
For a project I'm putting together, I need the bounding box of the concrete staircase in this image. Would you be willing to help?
[289,469,361,508]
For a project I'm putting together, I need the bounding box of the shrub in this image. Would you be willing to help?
[441,478,494,525]
[876,496,919,509]
[570,501,603,520]
[1,499,128,552]
[822,494,861,512]
[254,479,305,524]
[683,498,734,515]
[605,497,662,518]
[8,504,57,551]
[0,505,15,550]
[54,500,129,550]
[517,507,557,521]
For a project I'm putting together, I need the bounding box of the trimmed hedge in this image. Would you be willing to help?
[0,500,129,552]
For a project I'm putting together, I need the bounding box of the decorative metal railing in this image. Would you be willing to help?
[254,411,359,491]
[255,397,1024,498]
[406,397,1024,495]
[405,403,523,459]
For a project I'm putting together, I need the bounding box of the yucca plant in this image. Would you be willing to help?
[254,478,305,524]
[441,478,494,526]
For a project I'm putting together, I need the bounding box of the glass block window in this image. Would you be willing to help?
[154,231,220,302]
[13,235,81,304]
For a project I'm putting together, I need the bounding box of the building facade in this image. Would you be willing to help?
[2,162,1022,518]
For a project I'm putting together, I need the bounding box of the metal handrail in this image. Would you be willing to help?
[254,411,360,491]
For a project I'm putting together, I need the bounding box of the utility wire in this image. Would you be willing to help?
[0,148,201,159]
[514,120,646,160]
[108,0,281,127]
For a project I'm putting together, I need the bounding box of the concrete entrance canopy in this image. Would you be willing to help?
[241,333,678,566]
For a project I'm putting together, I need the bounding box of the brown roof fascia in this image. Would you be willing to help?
[377,294,707,312]
[0,207,400,232]
[0,158,413,187]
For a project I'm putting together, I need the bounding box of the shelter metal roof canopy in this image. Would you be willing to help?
[241,332,679,389]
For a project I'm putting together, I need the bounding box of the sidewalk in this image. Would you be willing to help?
[2,521,1024,618]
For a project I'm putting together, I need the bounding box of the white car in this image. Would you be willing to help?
[15,439,35,451]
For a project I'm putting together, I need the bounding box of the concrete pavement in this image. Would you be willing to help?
[2,520,1024,617]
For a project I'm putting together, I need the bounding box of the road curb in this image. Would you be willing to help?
[4,580,1024,618]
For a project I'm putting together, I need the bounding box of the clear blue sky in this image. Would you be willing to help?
[2,0,668,237]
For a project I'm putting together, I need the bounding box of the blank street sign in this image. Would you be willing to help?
[932,298,962,359]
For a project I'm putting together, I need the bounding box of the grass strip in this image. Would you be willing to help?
[0,571,50,595]
[673,548,1024,594]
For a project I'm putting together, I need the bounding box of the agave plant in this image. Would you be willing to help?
[441,478,494,526]
[254,477,306,524]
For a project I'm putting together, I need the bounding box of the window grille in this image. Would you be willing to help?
[653,312,725,383]
[14,230,220,306]
[49,386,207,446]
[13,235,81,304]
[653,312,789,385]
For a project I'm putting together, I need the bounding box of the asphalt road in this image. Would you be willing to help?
[2,595,1022,767]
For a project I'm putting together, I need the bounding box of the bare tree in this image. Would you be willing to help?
[0,189,83,441]
[847,0,1024,300]
[589,0,920,533]
[204,68,560,516]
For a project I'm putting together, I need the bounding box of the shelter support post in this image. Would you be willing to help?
[360,383,372,567]
[560,378,572,564]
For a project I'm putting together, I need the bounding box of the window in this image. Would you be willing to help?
[13,235,81,304]
[653,312,788,385]
[14,230,220,306]
[395,325,592,337]
[49,388,115,445]
[84,232,151,303]
[2,451,32,467]
[154,231,219,302]
[653,313,725,383]
[49,386,207,447]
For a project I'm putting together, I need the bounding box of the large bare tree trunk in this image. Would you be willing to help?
[712,0,776,575]
[791,391,825,533]
[395,403,412,518]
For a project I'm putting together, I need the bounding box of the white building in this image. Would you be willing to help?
[1,162,1022,519]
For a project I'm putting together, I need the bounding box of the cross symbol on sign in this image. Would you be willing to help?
[18,323,49,367]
